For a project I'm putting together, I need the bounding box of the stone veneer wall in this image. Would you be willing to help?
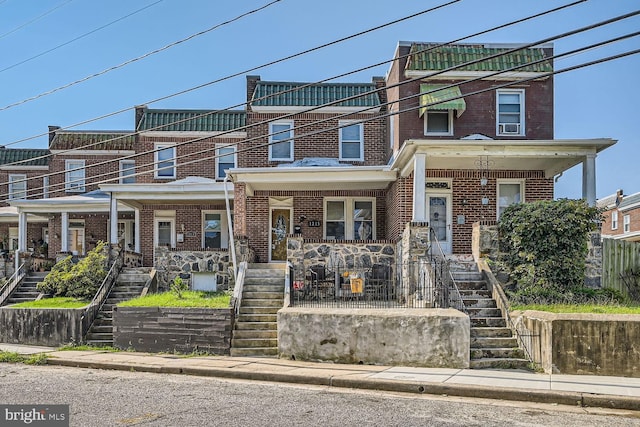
[154,247,232,291]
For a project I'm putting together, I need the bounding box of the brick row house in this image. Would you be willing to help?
[599,190,640,242]
[5,41,615,290]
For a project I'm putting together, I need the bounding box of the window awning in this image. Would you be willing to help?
[419,84,466,117]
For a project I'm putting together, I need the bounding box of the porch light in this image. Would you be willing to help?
[480,177,488,186]
[481,197,490,205]
[460,199,469,206]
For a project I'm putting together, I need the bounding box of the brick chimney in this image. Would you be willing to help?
[48,125,61,146]
[246,75,260,111]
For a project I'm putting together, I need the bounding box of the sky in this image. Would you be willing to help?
[0,0,637,200]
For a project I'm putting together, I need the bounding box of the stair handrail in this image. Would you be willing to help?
[477,258,536,365]
[232,261,248,318]
[0,262,27,306]
[427,228,467,313]
[139,268,158,298]
[81,247,124,340]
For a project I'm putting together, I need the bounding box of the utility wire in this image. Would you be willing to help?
[0,0,283,112]
[2,0,463,146]
[0,0,72,40]
[0,0,585,161]
[0,0,163,74]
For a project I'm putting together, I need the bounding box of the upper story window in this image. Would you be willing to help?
[119,160,136,184]
[324,197,375,240]
[65,159,86,192]
[155,144,176,179]
[8,174,26,200]
[624,214,631,233]
[216,145,237,180]
[269,121,294,161]
[611,211,619,230]
[497,180,524,219]
[497,89,525,136]
[339,121,364,161]
[424,110,453,136]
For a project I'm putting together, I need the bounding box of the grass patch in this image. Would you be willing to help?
[58,344,120,352]
[9,297,88,309]
[511,304,640,314]
[0,351,48,365]
[118,291,230,308]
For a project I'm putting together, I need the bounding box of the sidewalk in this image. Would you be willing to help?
[2,343,640,411]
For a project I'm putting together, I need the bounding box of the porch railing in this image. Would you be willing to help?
[0,262,27,306]
[81,248,124,340]
[232,261,248,318]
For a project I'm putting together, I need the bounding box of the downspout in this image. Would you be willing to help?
[224,174,238,280]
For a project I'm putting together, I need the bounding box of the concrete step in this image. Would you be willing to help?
[85,340,114,347]
[471,336,518,348]
[242,291,284,299]
[459,289,492,298]
[240,298,283,308]
[239,307,281,315]
[242,284,283,293]
[467,307,503,318]
[90,325,113,333]
[233,330,277,339]
[469,358,531,370]
[231,338,277,348]
[109,291,141,299]
[229,347,278,357]
[455,280,488,291]
[451,271,484,281]
[461,298,497,309]
[236,314,278,323]
[85,332,113,341]
[470,327,513,338]
[234,321,277,331]
[471,347,525,360]
[471,317,507,328]
[243,277,285,286]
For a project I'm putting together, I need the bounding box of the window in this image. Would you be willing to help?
[65,160,85,192]
[8,174,26,200]
[324,198,375,240]
[624,215,631,233]
[611,211,618,230]
[339,121,364,161]
[216,145,236,180]
[497,89,525,136]
[202,211,229,248]
[119,160,136,184]
[155,144,175,179]
[497,181,524,219]
[155,219,175,247]
[269,121,294,161]
[424,110,453,136]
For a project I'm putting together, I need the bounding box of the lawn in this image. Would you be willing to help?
[9,297,88,309]
[118,291,230,308]
[511,304,640,314]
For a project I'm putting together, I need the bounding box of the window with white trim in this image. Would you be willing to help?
[424,110,453,136]
[154,212,176,248]
[154,144,176,179]
[8,174,26,200]
[216,145,236,180]
[497,89,525,136]
[497,181,524,219]
[269,121,294,161]
[339,121,364,161]
[202,211,230,248]
[119,160,136,184]
[611,211,618,230]
[624,214,631,233]
[65,160,85,192]
[324,197,375,240]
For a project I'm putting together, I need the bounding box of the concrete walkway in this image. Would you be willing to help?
[2,343,640,411]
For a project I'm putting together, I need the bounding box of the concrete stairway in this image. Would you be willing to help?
[230,263,285,357]
[4,271,47,305]
[85,267,150,347]
[448,256,529,370]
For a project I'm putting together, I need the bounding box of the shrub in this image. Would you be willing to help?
[170,276,188,299]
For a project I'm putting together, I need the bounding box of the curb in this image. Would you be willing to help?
[46,358,640,411]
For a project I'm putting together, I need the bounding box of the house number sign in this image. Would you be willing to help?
[307,220,321,227]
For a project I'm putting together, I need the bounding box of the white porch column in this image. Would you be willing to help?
[109,195,119,245]
[61,211,69,252]
[412,153,427,222]
[134,207,141,253]
[582,154,596,206]
[17,210,27,252]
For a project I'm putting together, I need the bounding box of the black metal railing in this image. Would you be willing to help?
[426,228,466,313]
[0,262,26,306]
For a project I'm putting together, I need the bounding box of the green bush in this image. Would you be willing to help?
[36,242,108,300]
[170,276,188,299]
[498,199,602,304]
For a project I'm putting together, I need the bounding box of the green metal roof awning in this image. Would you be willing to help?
[419,84,466,117]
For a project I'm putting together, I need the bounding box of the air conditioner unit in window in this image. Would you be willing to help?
[499,123,521,134]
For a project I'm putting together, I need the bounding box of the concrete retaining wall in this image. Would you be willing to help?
[511,310,640,377]
[278,308,470,367]
[0,307,85,346]
[113,307,233,354]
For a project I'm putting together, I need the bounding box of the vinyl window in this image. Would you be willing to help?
[65,160,85,192]
[269,121,294,161]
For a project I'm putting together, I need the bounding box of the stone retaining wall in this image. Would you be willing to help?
[113,307,233,354]
[0,307,84,346]
[278,307,470,367]
[153,247,232,291]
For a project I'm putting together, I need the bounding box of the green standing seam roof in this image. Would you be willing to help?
[407,44,553,73]
[139,110,246,132]
[252,82,381,107]
[0,148,50,166]
[419,84,466,117]
[50,132,135,151]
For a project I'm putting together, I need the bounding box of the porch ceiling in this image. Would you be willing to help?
[392,138,616,178]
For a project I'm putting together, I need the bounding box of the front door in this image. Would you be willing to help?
[427,194,452,254]
[68,222,85,255]
[270,208,291,262]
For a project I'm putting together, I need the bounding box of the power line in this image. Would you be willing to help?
[1,0,462,146]
[0,0,585,162]
[0,0,73,40]
[0,0,163,74]
[0,0,283,112]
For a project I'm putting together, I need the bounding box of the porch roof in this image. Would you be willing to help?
[0,206,48,223]
[390,138,617,179]
[229,166,396,196]
[100,176,232,207]
[9,190,133,214]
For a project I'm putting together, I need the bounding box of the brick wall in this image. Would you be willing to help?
[0,170,48,205]
[602,207,640,238]
[48,154,121,197]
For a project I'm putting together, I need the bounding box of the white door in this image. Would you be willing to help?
[427,194,452,254]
